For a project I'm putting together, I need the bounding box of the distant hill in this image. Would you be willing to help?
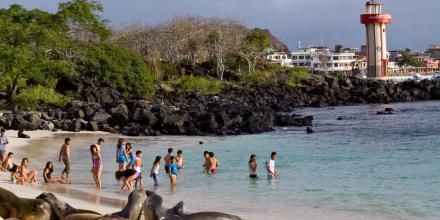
[261,29,291,55]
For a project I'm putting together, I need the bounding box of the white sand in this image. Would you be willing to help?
[0,130,119,215]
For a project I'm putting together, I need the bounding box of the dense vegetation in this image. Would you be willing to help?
[0,0,310,110]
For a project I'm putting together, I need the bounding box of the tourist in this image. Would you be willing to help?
[17,158,38,185]
[249,154,258,178]
[116,138,127,171]
[175,150,184,169]
[133,150,144,189]
[1,152,18,182]
[168,156,178,187]
[58,138,71,180]
[94,138,105,155]
[150,156,161,187]
[126,143,135,169]
[164,148,173,174]
[202,151,210,172]
[115,169,139,191]
[207,152,218,174]
[265,152,278,180]
[0,129,8,162]
[90,145,102,189]
[43,162,69,184]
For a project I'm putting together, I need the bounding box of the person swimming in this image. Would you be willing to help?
[248,154,258,178]
[175,150,184,169]
[43,162,69,184]
[202,151,210,172]
[207,152,218,174]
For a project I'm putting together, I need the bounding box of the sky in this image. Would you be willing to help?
[0,0,438,52]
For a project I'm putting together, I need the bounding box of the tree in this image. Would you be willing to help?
[57,0,111,42]
[239,28,270,74]
[399,51,423,67]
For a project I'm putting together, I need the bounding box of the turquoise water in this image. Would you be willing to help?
[19,101,440,220]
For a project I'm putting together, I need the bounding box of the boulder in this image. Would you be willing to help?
[306,126,315,133]
[88,121,99,131]
[110,104,129,125]
[162,111,190,134]
[23,113,42,130]
[92,111,112,124]
[11,116,35,131]
[69,119,81,132]
[275,115,314,127]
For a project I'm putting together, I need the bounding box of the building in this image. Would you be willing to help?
[266,52,293,67]
[361,1,392,78]
[413,55,439,69]
[291,47,356,74]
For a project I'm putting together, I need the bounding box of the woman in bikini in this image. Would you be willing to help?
[43,162,69,184]
[17,158,38,185]
[90,145,102,189]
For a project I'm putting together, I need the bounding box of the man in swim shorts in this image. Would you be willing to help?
[59,138,71,180]
[164,148,173,174]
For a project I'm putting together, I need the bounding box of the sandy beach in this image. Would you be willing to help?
[0,130,120,215]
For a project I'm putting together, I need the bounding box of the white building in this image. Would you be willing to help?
[291,47,356,73]
[266,52,293,67]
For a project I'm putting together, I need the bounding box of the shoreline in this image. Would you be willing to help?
[0,130,121,215]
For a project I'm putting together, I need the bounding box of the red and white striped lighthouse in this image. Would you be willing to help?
[361,1,392,78]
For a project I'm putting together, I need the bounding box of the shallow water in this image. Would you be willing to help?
[14,101,440,220]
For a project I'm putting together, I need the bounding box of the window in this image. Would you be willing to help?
[299,56,305,59]
[305,56,311,59]
[333,56,339,60]
[292,56,297,60]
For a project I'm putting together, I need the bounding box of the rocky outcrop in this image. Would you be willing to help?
[1,76,440,136]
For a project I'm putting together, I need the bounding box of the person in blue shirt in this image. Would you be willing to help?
[168,156,181,187]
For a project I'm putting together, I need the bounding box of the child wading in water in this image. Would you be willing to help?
[150,156,161,186]
[115,138,127,171]
[133,150,143,189]
[168,156,178,187]
[126,143,135,169]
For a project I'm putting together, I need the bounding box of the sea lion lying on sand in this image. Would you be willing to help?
[36,192,102,220]
[143,191,242,220]
[61,190,144,220]
[0,187,51,220]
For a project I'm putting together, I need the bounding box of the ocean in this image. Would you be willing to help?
[15,100,440,220]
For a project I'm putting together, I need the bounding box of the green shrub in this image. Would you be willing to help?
[286,67,311,88]
[239,71,273,84]
[78,43,156,99]
[12,86,71,111]
[172,76,224,95]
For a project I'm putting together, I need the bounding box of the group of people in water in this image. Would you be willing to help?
[0,128,280,191]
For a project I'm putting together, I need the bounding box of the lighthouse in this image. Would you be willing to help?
[361,1,392,78]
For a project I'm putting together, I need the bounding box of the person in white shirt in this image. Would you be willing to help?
[266,152,278,180]
[0,129,9,162]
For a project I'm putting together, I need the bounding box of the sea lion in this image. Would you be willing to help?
[62,190,144,220]
[143,191,242,220]
[102,189,143,219]
[36,192,102,220]
[0,187,51,220]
